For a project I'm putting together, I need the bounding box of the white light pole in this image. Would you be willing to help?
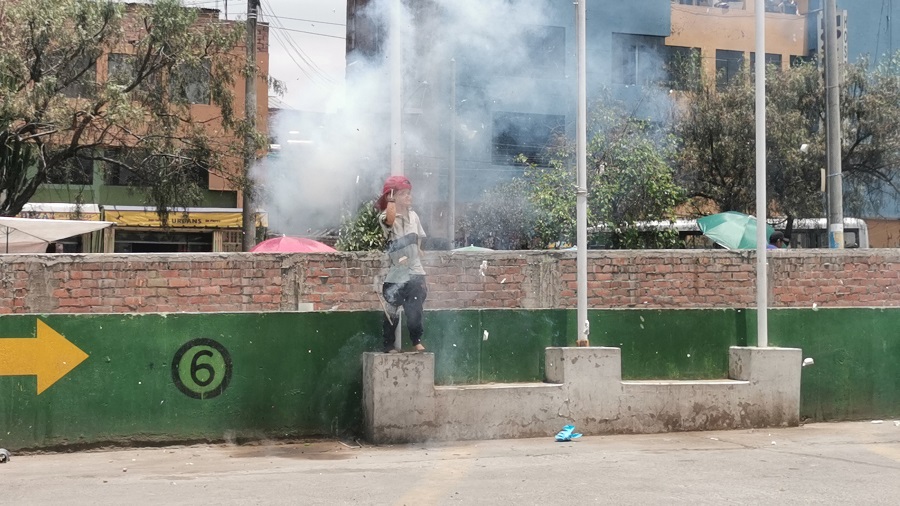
[390,0,403,177]
[575,0,589,346]
[755,0,768,348]
[391,0,403,351]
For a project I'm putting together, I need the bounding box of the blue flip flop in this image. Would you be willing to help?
[555,424,583,442]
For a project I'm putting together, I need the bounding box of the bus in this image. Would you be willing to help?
[770,217,869,249]
[589,217,869,249]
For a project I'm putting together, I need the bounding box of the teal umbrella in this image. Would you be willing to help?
[696,212,776,250]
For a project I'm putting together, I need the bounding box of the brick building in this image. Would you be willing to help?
[23,4,270,253]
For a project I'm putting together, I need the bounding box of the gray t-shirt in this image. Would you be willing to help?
[379,208,426,283]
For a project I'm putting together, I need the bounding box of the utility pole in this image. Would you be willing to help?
[448,58,457,247]
[390,0,403,351]
[242,0,259,251]
[390,0,403,177]
[754,0,768,348]
[825,0,844,248]
[575,0,589,346]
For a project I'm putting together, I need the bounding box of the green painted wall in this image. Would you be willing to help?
[0,308,897,451]
[769,308,900,422]
[32,184,238,207]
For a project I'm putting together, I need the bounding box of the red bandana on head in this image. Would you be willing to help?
[375,175,412,210]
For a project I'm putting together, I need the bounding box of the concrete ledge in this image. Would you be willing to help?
[362,346,802,443]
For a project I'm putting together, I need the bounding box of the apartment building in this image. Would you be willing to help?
[23,5,270,253]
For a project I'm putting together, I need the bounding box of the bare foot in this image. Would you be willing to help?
[414,343,426,352]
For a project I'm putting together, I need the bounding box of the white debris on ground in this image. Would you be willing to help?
[802,358,815,367]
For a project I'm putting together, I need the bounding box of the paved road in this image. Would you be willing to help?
[4,422,900,505]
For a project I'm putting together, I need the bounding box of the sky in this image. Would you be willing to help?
[187,0,348,112]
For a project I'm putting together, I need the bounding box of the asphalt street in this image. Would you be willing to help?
[3,421,900,505]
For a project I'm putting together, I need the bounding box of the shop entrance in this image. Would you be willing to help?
[114,230,213,252]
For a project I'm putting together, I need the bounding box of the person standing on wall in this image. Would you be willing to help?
[376,175,428,353]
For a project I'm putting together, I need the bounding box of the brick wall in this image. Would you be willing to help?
[1,250,898,314]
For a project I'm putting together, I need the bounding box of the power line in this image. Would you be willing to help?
[263,14,345,27]
[262,4,333,80]
[259,3,335,86]
[270,25,346,40]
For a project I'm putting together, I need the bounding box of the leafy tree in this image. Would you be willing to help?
[336,200,384,252]
[671,64,759,215]
[673,54,900,224]
[0,0,254,220]
[458,177,539,250]
[584,104,685,249]
[459,97,685,249]
[839,55,900,217]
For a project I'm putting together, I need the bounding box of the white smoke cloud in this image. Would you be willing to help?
[256,0,672,240]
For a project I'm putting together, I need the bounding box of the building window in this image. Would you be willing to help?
[715,49,744,89]
[664,46,701,91]
[186,153,211,188]
[60,54,98,99]
[103,148,209,188]
[612,34,666,86]
[790,55,813,67]
[524,25,566,77]
[108,53,162,97]
[103,148,146,186]
[750,52,783,74]
[492,112,565,167]
[46,154,94,185]
[490,25,565,78]
[169,60,211,105]
[108,53,137,87]
[114,230,213,253]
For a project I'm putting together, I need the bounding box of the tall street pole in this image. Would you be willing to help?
[241,0,259,251]
[391,0,403,350]
[755,0,768,348]
[825,0,844,248]
[449,58,457,247]
[390,0,403,177]
[575,0,589,346]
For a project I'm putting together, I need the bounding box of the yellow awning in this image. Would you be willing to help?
[19,203,102,221]
[103,206,267,229]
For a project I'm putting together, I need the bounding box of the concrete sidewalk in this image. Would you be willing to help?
[4,421,900,505]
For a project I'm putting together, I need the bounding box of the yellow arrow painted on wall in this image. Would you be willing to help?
[0,320,89,394]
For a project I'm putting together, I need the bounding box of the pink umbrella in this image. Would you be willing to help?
[250,236,337,253]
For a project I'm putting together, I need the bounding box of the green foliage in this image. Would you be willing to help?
[459,98,685,250]
[672,53,900,219]
[521,157,578,248]
[0,0,250,220]
[524,98,684,249]
[336,201,385,252]
[671,62,758,215]
[458,177,539,249]
[585,108,685,249]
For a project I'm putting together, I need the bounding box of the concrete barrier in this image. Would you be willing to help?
[363,346,802,443]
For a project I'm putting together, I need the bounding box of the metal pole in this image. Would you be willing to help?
[575,0,589,346]
[825,0,844,248]
[390,0,403,177]
[755,0,768,348]
[449,58,457,247]
[391,0,403,350]
[241,0,259,251]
